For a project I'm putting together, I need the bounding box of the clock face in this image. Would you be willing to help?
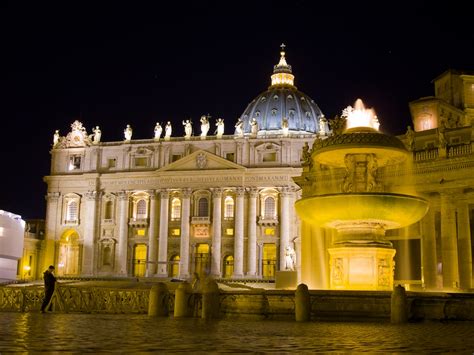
[71,132,83,146]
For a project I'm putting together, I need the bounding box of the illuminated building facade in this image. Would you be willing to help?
[39,47,323,280]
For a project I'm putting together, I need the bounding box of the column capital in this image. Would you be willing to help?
[211,188,223,198]
[235,187,245,197]
[45,192,60,202]
[117,190,129,201]
[181,188,192,199]
[158,189,170,199]
[246,187,259,198]
[279,186,292,197]
[85,190,102,201]
[145,189,158,200]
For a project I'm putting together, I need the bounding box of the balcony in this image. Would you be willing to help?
[129,218,149,227]
[102,219,115,225]
[191,216,211,225]
[258,216,279,226]
[64,219,79,226]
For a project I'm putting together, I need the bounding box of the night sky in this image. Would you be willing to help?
[1,1,473,219]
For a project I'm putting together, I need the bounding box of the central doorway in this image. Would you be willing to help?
[194,243,210,278]
[133,244,147,277]
[262,243,277,279]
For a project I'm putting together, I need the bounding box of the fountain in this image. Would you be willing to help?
[295,99,429,291]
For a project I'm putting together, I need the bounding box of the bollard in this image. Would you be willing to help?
[201,278,220,319]
[295,283,311,322]
[391,284,408,324]
[148,282,169,317]
[174,282,192,318]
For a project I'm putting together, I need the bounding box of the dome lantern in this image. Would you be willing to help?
[271,43,295,87]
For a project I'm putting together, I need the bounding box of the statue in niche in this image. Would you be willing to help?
[405,125,415,151]
[154,122,162,141]
[329,114,346,135]
[200,115,210,139]
[284,245,296,271]
[250,117,258,136]
[89,126,101,144]
[215,118,224,139]
[53,130,60,146]
[182,119,192,139]
[234,118,244,138]
[164,121,172,141]
[124,124,133,141]
[281,117,289,136]
[301,142,312,166]
[342,154,355,192]
[366,154,378,192]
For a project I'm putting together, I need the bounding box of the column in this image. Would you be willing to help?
[421,207,437,289]
[82,190,99,275]
[457,200,472,290]
[233,187,245,277]
[146,191,158,277]
[179,189,191,279]
[440,193,460,289]
[257,242,263,277]
[117,191,129,275]
[247,187,258,276]
[42,192,60,271]
[157,190,169,277]
[279,187,290,270]
[211,188,222,277]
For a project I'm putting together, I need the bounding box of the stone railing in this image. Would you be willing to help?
[413,148,439,161]
[0,286,151,313]
[2,285,474,321]
[448,143,472,158]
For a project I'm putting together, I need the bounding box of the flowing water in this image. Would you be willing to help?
[0,312,473,353]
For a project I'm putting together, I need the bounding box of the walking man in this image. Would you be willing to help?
[40,265,57,313]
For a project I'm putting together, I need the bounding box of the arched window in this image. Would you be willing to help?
[198,197,209,217]
[66,201,78,221]
[136,199,147,219]
[171,198,181,220]
[224,196,234,219]
[105,201,113,219]
[264,197,276,219]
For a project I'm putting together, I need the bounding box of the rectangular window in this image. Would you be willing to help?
[172,154,182,162]
[69,156,81,170]
[226,228,234,236]
[107,158,117,168]
[265,228,275,236]
[226,153,235,162]
[137,229,146,236]
[134,157,148,167]
[263,152,277,162]
[171,228,181,237]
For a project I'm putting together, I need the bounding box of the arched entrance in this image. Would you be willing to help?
[194,244,210,278]
[223,255,234,278]
[169,255,180,278]
[57,229,81,276]
[262,243,277,279]
[133,244,147,277]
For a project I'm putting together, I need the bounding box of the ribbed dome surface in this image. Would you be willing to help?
[240,86,323,134]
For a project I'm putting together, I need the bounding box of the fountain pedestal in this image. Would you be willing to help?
[329,247,395,291]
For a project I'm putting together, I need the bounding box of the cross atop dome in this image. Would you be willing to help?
[271,43,294,86]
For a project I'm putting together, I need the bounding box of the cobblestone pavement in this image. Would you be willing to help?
[0,312,473,353]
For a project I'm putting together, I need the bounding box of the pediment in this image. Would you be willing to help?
[158,150,245,172]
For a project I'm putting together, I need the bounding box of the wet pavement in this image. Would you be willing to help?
[0,312,473,353]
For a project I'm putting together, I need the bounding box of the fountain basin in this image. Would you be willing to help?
[295,193,428,230]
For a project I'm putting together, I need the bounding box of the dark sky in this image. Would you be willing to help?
[1,1,473,219]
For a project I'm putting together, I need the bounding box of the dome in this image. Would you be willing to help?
[239,44,324,135]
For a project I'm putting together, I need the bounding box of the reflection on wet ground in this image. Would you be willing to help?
[0,312,473,353]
